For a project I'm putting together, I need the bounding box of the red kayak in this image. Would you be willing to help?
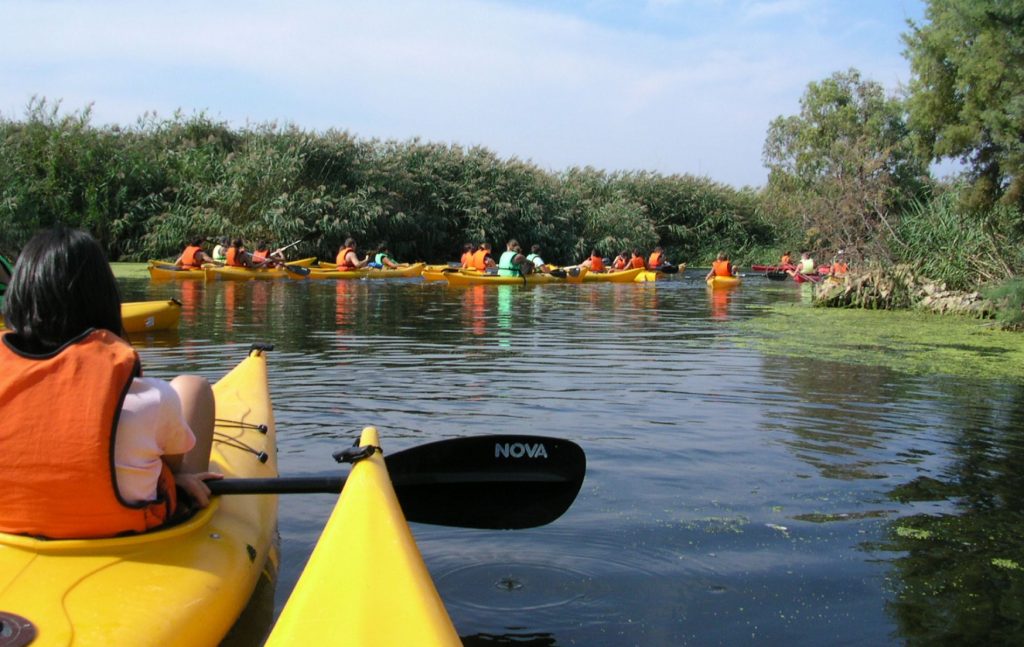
[792,271,822,284]
[752,264,796,272]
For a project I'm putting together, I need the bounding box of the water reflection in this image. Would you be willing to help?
[112,273,1024,645]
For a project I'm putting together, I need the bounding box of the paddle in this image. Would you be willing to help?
[208,434,586,530]
[657,264,679,274]
[273,229,321,258]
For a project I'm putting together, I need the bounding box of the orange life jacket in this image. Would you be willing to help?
[336,247,357,271]
[0,329,176,539]
[180,245,203,268]
[471,249,490,271]
[226,247,244,267]
[781,254,791,265]
[648,251,664,267]
[712,259,733,277]
[252,250,269,264]
[629,255,646,269]
[613,256,627,270]
[461,251,473,268]
[832,261,848,275]
[589,255,605,272]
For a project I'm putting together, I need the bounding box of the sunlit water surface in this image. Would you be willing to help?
[121,271,1024,646]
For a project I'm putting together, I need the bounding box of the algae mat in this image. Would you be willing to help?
[737,304,1024,384]
[110,262,152,280]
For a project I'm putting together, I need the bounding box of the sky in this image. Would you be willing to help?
[0,0,928,188]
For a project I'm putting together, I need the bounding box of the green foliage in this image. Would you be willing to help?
[763,69,929,260]
[984,279,1024,330]
[0,100,780,264]
[892,185,1023,291]
[904,0,1024,210]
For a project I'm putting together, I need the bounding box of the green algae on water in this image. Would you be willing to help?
[110,262,152,280]
[736,304,1024,384]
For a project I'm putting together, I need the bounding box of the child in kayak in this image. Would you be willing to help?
[0,227,221,539]
[175,237,220,268]
[705,252,738,281]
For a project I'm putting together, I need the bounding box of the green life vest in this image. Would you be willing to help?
[375,252,392,266]
[497,250,521,277]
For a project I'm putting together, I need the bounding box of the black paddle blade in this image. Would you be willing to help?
[549,268,568,278]
[388,435,586,530]
[283,264,311,276]
[658,264,679,274]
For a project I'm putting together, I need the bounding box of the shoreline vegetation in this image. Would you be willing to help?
[2,2,1021,328]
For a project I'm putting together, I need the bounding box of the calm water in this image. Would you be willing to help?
[121,271,1024,646]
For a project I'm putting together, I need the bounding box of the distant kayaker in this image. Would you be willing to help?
[212,237,229,263]
[336,238,370,271]
[0,227,221,539]
[226,239,260,268]
[705,252,738,281]
[628,249,646,269]
[780,251,792,268]
[460,243,476,268]
[497,239,533,277]
[470,243,496,271]
[787,251,815,278]
[829,250,848,276]
[580,249,606,272]
[526,244,549,273]
[373,243,400,269]
[612,250,628,270]
[176,237,219,269]
[648,246,667,269]
[252,240,284,268]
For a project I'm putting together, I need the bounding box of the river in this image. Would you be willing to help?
[121,270,1024,646]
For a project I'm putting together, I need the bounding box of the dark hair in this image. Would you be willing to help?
[232,239,244,248]
[190,237,204,246]
[2,227,122,352]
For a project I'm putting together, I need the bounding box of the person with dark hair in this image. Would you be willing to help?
[175,237,218,269]
[0,227,221,539]
[612,250,628,270]
[225,238,258,268]
[471,243,496,271]
[373,243,400,269]
[628,248,646,269]
[252,240,284,268]
[580,248,605,272]
[526,244,549,274]
[212,237,229,263]
[460,243,476,268]
[497,239,532,277]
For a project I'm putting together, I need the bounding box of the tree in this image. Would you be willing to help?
[762,69,928,259]
[903,0,1024,210]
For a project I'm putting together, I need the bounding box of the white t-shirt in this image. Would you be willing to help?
[115,377,196,503]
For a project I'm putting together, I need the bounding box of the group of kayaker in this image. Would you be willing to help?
[177,237,289,270]
[778,250,849,278]
[458,241,676,277]
[334,239,402,271]
[1,227,221,540]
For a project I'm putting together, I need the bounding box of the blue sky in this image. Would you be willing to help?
[0,0,927,188]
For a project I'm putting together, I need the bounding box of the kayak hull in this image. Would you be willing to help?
[580,267,644,283]
[266,427,460,646]
[707,275,742,288]
[0,347,279,647]
[205,266,308,281]
[444,267,586,286]
[121,299,181,333]
[148,264,206,280]
[310,262,427,279]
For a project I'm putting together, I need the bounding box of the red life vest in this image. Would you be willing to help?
[471,249,490,271]
[628,256,646,269]
[336,247,357,271]
[712,259,733,277]
[226,247,244,267]
[0,329,176,539]
[648,251,664,267]
[461,251,473,268]
[180,245,203,268]
[589,255,605,272]
[252,250,269,264]
[613,256,627,270]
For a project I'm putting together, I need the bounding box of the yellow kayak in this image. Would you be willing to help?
[266,426,460,646]
[148,263,206,281]
[310,262,427,279]
[580,267,644,283]
[121,299,182,333]
[2,300,182,334]
[444,267,587,286]
[706,275,742,288]
[0,345,279,646]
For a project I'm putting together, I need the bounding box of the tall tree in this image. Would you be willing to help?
[762,69,927,259]
[903,0,1024,210]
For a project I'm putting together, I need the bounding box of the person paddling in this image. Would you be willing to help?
[336,238,369,271]
[0,227,221,540]
[225,239,260,268]
[829,250,849,276]
[612,251,628,270]
[787,251,815,279]
[627,249,646,270]
[704,251,738,281]
[212,237,229,263]
[497,239,533,277]
[175,237,219,269]
[252,240,284,268]
[373,243,400,269]
[526,244,549,274]
[580,249,606,272]
[470,243,496,272]
[460,243,476,268]
[648,246,667,269]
